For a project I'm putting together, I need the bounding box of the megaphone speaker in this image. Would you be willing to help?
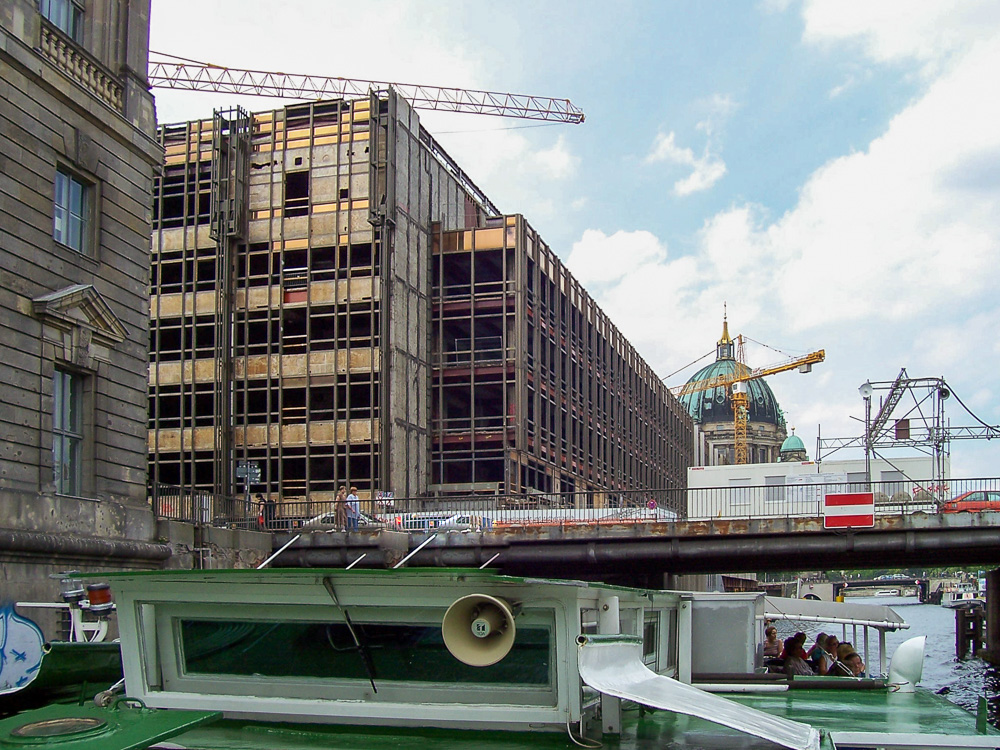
[442,593,516,667]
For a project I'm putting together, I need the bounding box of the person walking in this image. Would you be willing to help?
[346,486,360,532]
[335,486,348,531]
[262,494,277,530]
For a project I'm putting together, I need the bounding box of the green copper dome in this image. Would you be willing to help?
[780,432,806,453]
[676,318,786,430]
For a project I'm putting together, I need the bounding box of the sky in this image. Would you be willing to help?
[150,0,1000,478]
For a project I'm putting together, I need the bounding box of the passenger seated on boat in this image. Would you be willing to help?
[842,652,865,677]
[783,637,815,677]
[814,634,838,676]
[763,626,781,658]
[807,633,827,664]
[810,633,837,675]
[830,644,861,677]
[779,632,808,661]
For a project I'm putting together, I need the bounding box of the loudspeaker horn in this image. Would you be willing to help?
[441,593,516,667]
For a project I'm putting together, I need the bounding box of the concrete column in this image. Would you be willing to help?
[984,569,1000,664]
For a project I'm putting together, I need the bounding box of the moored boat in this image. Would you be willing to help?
[942,581,984,609]
[0,568,996,750]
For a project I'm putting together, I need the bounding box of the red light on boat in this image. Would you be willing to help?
[86,583,114,616]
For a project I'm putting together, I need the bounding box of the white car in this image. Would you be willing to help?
[300,510,390,531]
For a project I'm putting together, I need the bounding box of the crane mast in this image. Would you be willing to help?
[148,53,586,124]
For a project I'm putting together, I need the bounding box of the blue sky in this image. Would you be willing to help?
[150,1,1000,477]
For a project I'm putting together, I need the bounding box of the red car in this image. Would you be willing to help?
[940,490,1000,513]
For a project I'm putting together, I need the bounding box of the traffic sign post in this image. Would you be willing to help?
[236,461,261,484]
[236,461,261,521]
[824,492,875,529]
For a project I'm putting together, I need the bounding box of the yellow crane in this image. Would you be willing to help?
[671,337,825,465]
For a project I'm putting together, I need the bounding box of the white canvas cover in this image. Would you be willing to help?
[578,635,820,750]
[763,596,908,631]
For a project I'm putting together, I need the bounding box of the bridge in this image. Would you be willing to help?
[831,577,928,601]
[149,478,1000,586]
[273,511,1000,588]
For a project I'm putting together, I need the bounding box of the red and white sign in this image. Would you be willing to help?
[824,492,875,528]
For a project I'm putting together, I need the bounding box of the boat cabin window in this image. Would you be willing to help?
[178,619,551,686]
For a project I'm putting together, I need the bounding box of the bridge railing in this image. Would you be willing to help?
[151,477,1000,531]
[179,488,687,531]
[149,483,239,525]
[685,477,999,521]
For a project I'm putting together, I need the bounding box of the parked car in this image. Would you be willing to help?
[300,510,392,531]
[393,513,477,532]
[940,490,1000,513]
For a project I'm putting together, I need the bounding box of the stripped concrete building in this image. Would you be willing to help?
[0,0,164,614]
[432,219,691,496]
[148,93,692,514]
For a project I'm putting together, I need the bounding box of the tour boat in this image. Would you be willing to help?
[1,568,997,749]
[942,581,985,609]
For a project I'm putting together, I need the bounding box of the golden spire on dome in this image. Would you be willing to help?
[716,303,734,360]
[719,302,732,346]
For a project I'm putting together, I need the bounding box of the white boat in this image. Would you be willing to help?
[875,588,899,597]
[942,581,984,608]
[1,569,997,750]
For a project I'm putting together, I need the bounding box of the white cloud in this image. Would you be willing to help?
[802,0,1000,73]
[566,229,669,287]
[696,94,738,136]
[645,131,693,165]
[645,95,734,196]
[645,132,727,196]
[673,160,728,197]
[532,135,579,181]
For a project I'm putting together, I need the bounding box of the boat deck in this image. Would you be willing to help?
[154,686,997,750]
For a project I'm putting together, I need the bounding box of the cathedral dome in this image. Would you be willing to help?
[676,318,786,430]
[780,432,806,454]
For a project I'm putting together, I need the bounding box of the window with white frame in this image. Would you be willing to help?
[53,368,83,495]
[53,168,90,253]
[39,0,83,42]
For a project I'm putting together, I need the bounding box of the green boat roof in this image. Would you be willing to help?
[77,567,657,595]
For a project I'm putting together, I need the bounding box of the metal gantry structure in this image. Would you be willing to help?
[818,368,1000,495]
[148,52,586,124]
[671,339,825,464]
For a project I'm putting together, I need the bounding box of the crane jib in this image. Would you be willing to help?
[147,59,585,124]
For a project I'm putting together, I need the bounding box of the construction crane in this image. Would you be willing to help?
[147,52,585,124]
[672,338,825,465]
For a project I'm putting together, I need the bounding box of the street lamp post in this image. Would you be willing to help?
[859,380,873,489]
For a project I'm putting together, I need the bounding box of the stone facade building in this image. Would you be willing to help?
[0,0,164,625]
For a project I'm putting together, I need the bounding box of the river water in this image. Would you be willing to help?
[776,594,999,726]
